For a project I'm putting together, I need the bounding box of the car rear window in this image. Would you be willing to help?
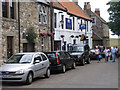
[46,53,56,59]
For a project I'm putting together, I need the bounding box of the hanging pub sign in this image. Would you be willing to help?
[80,24,86,29]
[66,18,72,29]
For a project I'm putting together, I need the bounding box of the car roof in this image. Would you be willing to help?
[70,44,89,47]
[15,52,43,55]
[44,51,68,53]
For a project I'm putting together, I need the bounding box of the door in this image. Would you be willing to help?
[41,54,49,74]
[33,54,43,77]
[64,52,72,67]
[54,41,61,51]
[7,36,13,59]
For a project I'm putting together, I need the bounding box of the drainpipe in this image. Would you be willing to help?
[18,1,20,53]
[50,1,54,51]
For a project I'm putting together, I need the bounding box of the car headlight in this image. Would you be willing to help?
[15,69,24,74]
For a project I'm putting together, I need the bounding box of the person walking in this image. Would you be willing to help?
[104,47,109,63]
[95,46,101,63]
[111,46,117,62]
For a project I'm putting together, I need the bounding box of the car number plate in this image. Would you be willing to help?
[1,75,11,78]
[49,62,51,64]
[91,53,93,55]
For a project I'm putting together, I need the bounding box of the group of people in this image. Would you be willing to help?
[95,45,119,63]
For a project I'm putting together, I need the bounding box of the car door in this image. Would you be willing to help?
[40,54,49,74]
[33,54,43,77]
[64,52,72,67]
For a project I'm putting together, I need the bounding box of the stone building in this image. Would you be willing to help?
[84,2,109,47]
[0,0,52,63]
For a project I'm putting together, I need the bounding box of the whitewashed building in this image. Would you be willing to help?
[53,0,92,51]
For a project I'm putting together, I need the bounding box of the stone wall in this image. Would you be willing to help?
[0,1,2,63]
[20,2,51,52]
[0,1,52,65]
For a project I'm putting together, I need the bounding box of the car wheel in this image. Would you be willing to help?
[26,72,33,85]
[81,58,85,66]
[87,58,91,64]
[72,62,76,69]
[62,65,66,73]
[45,68,50,78]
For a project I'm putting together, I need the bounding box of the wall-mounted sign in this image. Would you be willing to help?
[66,18,72,29]
[80,24,86,29]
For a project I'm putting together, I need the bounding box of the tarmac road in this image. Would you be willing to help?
[2,58,118,88]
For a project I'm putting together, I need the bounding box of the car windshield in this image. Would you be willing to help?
[6,54,33,64]
[69,46,84,52]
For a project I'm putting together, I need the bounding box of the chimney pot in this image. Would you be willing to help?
[95,8,100,16]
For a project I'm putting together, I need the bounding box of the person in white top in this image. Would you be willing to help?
[95,46,100,63]
[104,47,110,63]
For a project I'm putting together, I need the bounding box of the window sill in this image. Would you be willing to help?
[2,17,17,22]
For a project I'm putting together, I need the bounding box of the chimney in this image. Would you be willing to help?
[72,0,78,5]
[95,8,100,16]
[84,2,91,10]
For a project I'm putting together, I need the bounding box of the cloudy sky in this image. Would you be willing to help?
[78,0,110,22]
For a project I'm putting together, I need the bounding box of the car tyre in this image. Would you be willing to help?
[26,72,33,85]
[62,65,66,73]
[81,58,85,66]
[87,58,91,64]
[45,68,50,78]
[72,62,76,69]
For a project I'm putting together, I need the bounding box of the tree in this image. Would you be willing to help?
[107,1,120,36]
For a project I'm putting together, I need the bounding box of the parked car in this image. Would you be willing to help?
[44,51,76,73]
[68,44,91,66]
[0,52,50,84]
[89,49,97,60]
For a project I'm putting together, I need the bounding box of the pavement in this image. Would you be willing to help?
[2,58,119,88]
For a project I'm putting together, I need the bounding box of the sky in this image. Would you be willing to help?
[78,0,110,22]
[78,0,118,38]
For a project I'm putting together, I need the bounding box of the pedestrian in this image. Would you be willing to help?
[116,46,119,58]
[95,46,101,63]
[109,47,112,60]
[111,46,117,62]
[104,47,109,63]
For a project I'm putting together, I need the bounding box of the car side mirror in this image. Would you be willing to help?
[35,60,40,64]
[3,60,7,63]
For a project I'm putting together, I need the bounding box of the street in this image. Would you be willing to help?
[2,59,118,88]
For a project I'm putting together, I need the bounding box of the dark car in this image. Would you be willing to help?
[68,44,91,66]
[90,49,97,60]
[44,51,76,73]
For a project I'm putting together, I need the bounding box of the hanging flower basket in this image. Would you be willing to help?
[75,36,79,38]
[25,27,37,43]
[70,35,74,38]
[61,35,64,38]
[86,36,88,38]
[79,35,81,37]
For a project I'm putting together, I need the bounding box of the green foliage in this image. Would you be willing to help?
[107,1,120,36]
[26,27,37,43]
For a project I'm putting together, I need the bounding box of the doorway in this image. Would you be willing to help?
[7,36,13,58]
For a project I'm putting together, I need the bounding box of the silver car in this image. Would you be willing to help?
[0,52,50,84]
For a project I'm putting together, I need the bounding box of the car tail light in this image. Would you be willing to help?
[55,53,59,64]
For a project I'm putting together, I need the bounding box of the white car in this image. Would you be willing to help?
[0,52,50,84]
